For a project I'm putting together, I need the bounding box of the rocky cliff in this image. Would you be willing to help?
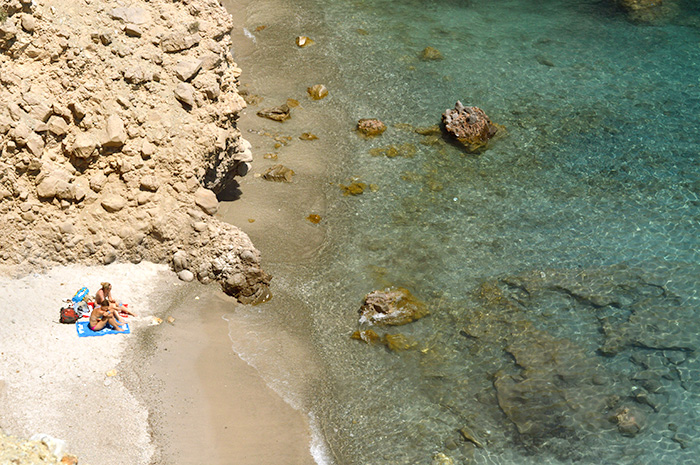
[0,0,270,303]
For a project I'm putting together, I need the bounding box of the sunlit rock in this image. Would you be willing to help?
[257,104,291,122]
[357,118,386,137]
[359,287,428,326]
[442,101,498,152]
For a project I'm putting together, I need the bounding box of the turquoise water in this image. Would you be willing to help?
[225,1,700,464]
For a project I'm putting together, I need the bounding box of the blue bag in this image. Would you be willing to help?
[72,287,89,303]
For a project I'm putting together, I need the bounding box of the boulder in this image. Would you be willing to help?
[173,58,203,82]
[109,7,151,25]
[123,67,155,84]
[71,132,99,159]
[172,250,189,271]
[21,15,36,34]
[47,116,69,137]
[36,176,72,200]
[611,406,645,437]
[101,194,126,212]
[174,83,196,108]
[104,115,127,147]
[161,32,201,53]
[26,133,45,157]
[89,173,107,192]
[442,101,497,152]
[358,287,428,326]
[194,187,218,215]
[357,118,386,136]
[178,269,195,282]
[139,175,159,192]
[124,24,142,37]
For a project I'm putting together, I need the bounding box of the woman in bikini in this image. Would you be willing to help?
[95,282,136,317]
[88,299,125,332]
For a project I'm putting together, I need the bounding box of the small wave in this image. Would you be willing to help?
[242,28,256,43]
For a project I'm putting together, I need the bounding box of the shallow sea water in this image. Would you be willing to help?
[222,0,700,464]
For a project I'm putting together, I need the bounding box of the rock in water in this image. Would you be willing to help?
[356,118,386,136]
[307,84,328,100]
[257,104,291,122]
[296,35,315,47]
[261,164,295,182]
[612,406,645,437]
[442,101,498,152]
[359,287,428,326]
[420,46,444,61]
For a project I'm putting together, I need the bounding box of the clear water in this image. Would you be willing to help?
[222,0,700,464]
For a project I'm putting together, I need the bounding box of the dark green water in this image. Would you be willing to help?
[222,1,700,463]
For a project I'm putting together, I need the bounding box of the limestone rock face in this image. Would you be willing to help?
[0,0,268,304]
[442,101,498,152]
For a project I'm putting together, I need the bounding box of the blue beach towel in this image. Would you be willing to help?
[76,320,130,337]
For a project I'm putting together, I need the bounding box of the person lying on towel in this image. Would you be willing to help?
[88,300,126,332]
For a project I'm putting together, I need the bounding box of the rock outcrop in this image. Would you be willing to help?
[356,118,386,137]
[0,0,269,303]
[358,287,428,326]
[441,101,498,152]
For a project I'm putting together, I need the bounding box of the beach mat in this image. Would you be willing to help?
[76,320,130,337]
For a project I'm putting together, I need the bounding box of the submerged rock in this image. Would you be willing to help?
[384,333,416,351]
[618,0,677,22]
[357,118,387,136]
[296,35,315,47]
[307,84,328,100]
[420,46,444,61]
[261,164,295,182]
[339,181,366,196]
[369,143,416,158]
[306,214,322,224]
[257,104,291,122]
[442,101,498,152]
[359,287,428,326]
[351,329,382,344]
[611,406,645,436]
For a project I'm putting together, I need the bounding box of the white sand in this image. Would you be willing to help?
[0,263,179,465]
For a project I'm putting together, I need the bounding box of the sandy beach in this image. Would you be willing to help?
[0,264,172,464]
[0,263,319,464]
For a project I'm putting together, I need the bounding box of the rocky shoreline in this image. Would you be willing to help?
[0,0,270,304]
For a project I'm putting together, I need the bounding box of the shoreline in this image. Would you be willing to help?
[0,0,338,462]
[124,287,318,465]
[0,263,321,465]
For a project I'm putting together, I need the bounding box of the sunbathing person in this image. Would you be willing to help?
[88,300,126,332]
[95,282,136,316]
[95,282,116,306]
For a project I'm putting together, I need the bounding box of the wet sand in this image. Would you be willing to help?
[127,289,317,465]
